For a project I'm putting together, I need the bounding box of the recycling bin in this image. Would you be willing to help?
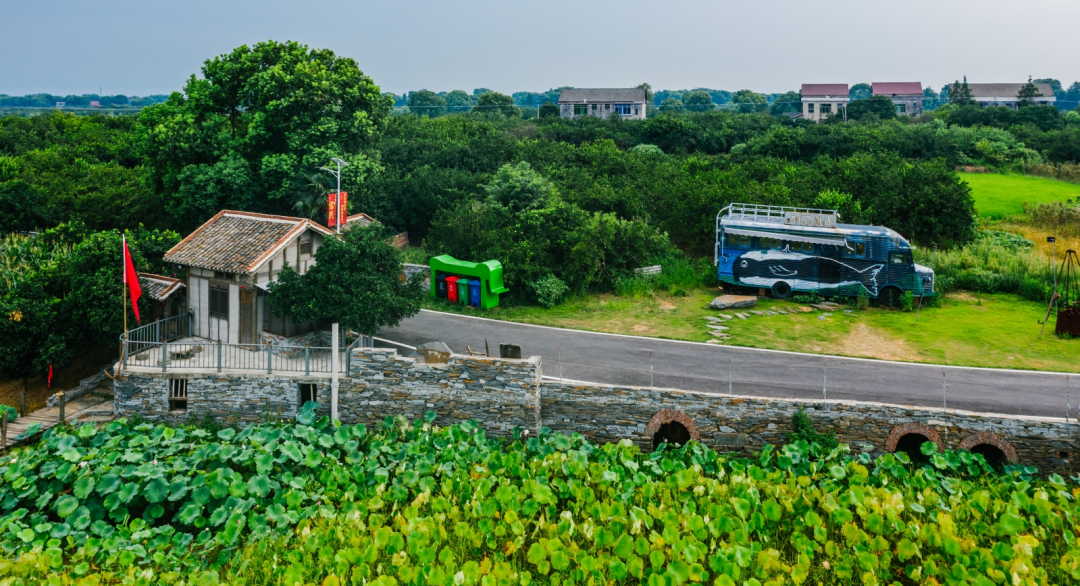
[446,276,459,303]
[469,279,481,307]
[457,279,472,305]
[436,274,447,299]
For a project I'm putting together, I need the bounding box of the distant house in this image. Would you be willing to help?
[950,83,1056,110]
[558,88,647,120]
[89,101,102,107]
[800,84,849,122]
[163,211,335,344]
[872,82,923,116]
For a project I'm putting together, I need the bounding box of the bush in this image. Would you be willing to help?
[671,287,687,297]
[529,274,569,308]
[856,291,870,310]
[1019,277,1051,303]
[899,290,915,311]
[792,293,824,304]
[976,230,1033,250]
[788,408,839,453]
[917,237,1053,296]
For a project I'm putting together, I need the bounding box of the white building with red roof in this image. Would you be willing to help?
[800,84,849,122]
[872,82,924,116]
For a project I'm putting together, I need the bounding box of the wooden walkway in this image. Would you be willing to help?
[1,390,114,451]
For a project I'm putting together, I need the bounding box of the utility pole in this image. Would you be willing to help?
[331,323,340,422]
[320,158,349,234]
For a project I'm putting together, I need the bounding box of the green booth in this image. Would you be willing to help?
[429,255,509,309]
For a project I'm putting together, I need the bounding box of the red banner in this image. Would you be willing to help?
[327,192,348,227]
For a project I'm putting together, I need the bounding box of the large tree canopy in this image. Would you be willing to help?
[137,40,392,231]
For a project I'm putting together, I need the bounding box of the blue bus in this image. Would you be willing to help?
[715,203,934,305]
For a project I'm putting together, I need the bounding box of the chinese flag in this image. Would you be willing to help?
[47,364,53,388]
[123,236,142,324]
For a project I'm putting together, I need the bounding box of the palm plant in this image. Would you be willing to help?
[290,172,334,220]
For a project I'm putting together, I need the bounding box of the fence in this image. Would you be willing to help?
[120,319,372,376]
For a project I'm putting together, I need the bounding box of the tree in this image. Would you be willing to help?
[769,91,801,116]
[682,91,715,112]
[483,162,555,212]
[269,224,423,336]
[949,76,976,105]
[444,90,473,113]
[473,92,519,117]
[845,95,897,121]
[1033,78,1064,99]
[635,83,654,104]
[409,90,447,117]
[1066,82,1080,103]
[539,102,560,119]
[137,40,390,231]
[1018,76,1044,106]
[731,90,767,113]
[849,83,872,101]
[659,98,684,113]
[0,180,51,232]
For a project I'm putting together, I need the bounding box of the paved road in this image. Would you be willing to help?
[377,310,1075,419]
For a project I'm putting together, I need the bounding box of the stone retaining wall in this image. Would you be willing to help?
[115,348,1080,473]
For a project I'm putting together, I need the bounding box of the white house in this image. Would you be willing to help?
[800,84,849,122]
[558,88,648,120]
[872,82,923,116]
[952,83,1057,110]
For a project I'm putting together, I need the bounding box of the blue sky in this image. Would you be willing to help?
[2,0,1078,97]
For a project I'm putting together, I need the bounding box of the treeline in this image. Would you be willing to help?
[0,93,168,109]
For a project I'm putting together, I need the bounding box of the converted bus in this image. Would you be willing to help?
[715,203,934,305]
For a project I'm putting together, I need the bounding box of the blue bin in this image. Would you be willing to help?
[469,279,481,307]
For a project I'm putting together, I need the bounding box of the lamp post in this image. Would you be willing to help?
[320,157,349,234]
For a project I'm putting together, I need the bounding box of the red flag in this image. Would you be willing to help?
[327,192,348,227]
[123,236,142,324]
[47,364,53,388]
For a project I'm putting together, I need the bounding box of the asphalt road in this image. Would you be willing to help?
[377,309,1075,419]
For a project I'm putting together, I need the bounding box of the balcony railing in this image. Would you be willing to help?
[120,316,370,376]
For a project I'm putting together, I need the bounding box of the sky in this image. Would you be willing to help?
[2,0,1078,98]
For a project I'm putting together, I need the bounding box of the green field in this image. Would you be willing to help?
[961,172,1080,218]
[426,290,1079,373]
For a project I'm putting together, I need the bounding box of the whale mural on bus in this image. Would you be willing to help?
[731,249,885,296]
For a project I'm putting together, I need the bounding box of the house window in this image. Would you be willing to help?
[605,104,610,110]
[897,104,907,113]
[807,103,814,114]
[209,285,229,319]
[614,104,632,115]
[214,271,234,281]
[299,240,312,255]
[820,104,832,115]
[573,104,587,116]
[299,383,317,406]
[168,379,188,412]
[634,107,640,116]
[591,104,598,111]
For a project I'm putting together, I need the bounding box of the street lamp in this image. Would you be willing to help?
[320,157,349,234]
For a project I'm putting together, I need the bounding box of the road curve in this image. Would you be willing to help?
[377,310,1075,419]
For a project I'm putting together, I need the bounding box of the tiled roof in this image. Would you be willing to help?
[164,211,334,274]
[952,83,1056,99]
[345,213,377,228]
[138,273,184,301]
[872,82,922,96]
[558,88,647,102]
[801,84,849,97]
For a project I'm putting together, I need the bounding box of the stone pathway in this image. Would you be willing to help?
[2,389,114,451]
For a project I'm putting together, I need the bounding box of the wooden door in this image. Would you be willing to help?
[239,288,255,344]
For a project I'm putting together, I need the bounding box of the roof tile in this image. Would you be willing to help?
[163,211,332,274]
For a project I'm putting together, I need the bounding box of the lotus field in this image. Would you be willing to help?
[1,405,1078,585]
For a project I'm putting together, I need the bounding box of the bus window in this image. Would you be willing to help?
[889,252,909,265]
[847,242,866,257]
[728,233,751,247]
[760,237,782,249]
[790,241,814,253]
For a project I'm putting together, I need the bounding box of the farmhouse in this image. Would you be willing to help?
[800,84,849,122]
[951,82,1056,109]
[558,88,647,120]
[872,82,923,116]
[161,210,350,344]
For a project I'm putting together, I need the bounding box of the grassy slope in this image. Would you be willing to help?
[960,172,1080,218]
[426,289,1078,372]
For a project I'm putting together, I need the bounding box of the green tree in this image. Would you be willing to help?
[1018,77,1044,106]
[137,40,390,231]
[769,91,801,115]
[0,180,51,232]
[539,102,560,119]
[682,91,714,112]
[444,90,473,113]
[269,224,423,335]
[658,98,684,113]
[408,90,447,117]
[484,162,555,212]
[731,90,767,113]
[1033,78,1063,99]
[949,76,976,105]
[845,95,897,121]
[473,92,519,117]
[849,83,872,101]
[635,83,654,103]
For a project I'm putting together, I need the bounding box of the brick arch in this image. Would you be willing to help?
[885,423,944,453]
[644,409,700,442]
[960,433,1018,463]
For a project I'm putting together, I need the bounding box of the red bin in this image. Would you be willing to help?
[446,276,460,303]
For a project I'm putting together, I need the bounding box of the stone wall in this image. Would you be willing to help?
[115,348,1080,473]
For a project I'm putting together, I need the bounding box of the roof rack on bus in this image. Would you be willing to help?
[724,203,839,224]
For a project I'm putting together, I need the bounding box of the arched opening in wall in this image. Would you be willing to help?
[969,443,1008,470]
[894,433,932,465]
[653,421,691,450]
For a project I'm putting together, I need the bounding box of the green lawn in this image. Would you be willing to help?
[961,172,1080,218]
[426,289,1079,372]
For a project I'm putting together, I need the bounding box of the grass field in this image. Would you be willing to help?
[426,289,1079,372]
[961,172,1080,218]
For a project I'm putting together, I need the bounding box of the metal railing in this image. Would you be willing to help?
[120,324,376,376]
[725,202,839,224]
[123,313,193,357]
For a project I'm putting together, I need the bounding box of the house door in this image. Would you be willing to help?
[239,288,255,344]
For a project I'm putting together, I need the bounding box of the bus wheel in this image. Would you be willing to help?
[879,286,902,308]
[771,281,792,300]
